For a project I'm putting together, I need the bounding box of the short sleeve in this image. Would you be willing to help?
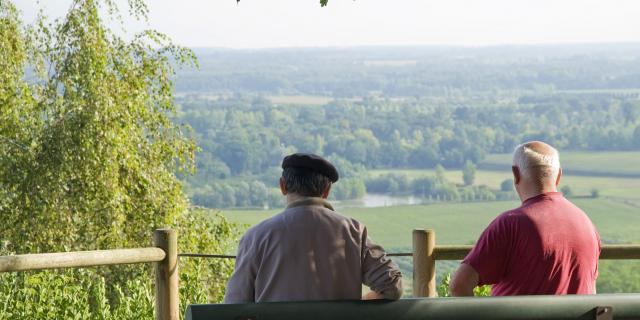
[462,216,511,285]
[594,229,601,280]
[223,235,258,303]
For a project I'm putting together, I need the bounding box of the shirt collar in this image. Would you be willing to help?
[522,191,563,206]
[286,197,335,211]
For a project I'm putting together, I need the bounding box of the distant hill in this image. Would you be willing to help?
[176,43,640,97]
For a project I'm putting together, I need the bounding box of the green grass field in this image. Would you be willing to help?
[369,168,640,200]
[224,198,640,249]
[218,151,640,293]
[226,153,640,246]
[481,151,640,176]
[222,198,640,294]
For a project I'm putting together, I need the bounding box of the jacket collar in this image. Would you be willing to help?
[286,197,335,211]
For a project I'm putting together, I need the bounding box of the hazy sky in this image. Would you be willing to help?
[13,0,640,48]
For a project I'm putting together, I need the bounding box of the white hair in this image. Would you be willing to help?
[512,143,560,178]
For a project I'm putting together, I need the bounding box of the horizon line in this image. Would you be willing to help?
[186,41,640,51]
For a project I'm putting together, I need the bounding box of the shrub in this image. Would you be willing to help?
[437,273,491,297]
[500,179,514,192]
[0,210,239,320]
[561,185,573,197]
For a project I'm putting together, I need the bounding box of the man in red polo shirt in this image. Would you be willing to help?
[450,141,600,296]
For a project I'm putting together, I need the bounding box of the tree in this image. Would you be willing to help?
[462,160,476,186]
[1,0,199,252]
[500,179,514,192]
[435,164,446,184]
[1,0,239,315]
[633,125,640,149]
[561,185,573,197]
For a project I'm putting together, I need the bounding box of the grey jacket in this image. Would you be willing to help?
[224,197,403,303]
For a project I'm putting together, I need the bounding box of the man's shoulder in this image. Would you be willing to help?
[494,207,527,223]
[291,205,365,229]
[245,206,363,234]
[243,210,288,237]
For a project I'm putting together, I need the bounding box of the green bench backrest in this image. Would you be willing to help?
[186,294,640,320]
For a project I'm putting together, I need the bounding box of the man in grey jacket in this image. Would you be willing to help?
[224,153,403,303]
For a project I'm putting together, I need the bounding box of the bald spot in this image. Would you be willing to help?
[524,141,556,159]
[513,141,561,187]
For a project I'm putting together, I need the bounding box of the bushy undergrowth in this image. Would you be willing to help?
[437,273,492,297]
[0,269,153,319]
[0,211,239,320]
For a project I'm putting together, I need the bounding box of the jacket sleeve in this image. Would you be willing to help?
[223,235,258,303]
[361,227,403,299]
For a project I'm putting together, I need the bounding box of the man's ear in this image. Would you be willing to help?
[512,166,521,185]
[279,177,287,195]
[555,167,562,187]
[321,183,332,199]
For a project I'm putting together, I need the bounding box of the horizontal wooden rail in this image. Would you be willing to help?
[433,245,472,260]
[178,253,236,259]
[0,247,166,273]
[178,244,640,261]
[599,245,640,259]
[432,244,640,260]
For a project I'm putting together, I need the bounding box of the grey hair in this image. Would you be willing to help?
[512,143,560,178]
[282,167,332,197]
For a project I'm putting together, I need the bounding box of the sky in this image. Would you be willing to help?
[12,0,640,48]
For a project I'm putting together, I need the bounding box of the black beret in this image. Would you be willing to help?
[281,153,339,183]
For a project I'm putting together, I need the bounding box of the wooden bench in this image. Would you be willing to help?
[185,294,640,320]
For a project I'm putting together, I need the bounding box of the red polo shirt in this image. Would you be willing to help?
[463,192,601,296]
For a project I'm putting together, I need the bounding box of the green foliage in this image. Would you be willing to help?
[437,273,491,297]
[596,261,640,293]
[2,0,197,252]
[436,273,451,297]
[366,173,410,195]
[177,91,640,209]
[500,179,514,192]
[561,185,573,197]
[330,177,366,201]
[0,269,154,319]
[0,0,239,318]
[176,210,239,309]
[462,160,476,186]
[0,206,238,320]
[473,283,492,297]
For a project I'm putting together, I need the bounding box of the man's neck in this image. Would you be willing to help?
[518,185,558,203]
[286,193,307,205]
[285,194,334,211]
[286,193,326,205]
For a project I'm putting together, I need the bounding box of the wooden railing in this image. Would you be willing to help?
[410,229,640,297]
[0,229,178,320]
[2,228,640,319]
[179,229,640,298]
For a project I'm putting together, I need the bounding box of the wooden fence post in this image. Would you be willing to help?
[413,229,436,297]
[154,229,179,320]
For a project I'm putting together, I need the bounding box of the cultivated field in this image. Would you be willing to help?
[222,198,640,294]
[369,169,640,200]
[225,198,640,248]
[481,151,640,176]
[220,151,640,294]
